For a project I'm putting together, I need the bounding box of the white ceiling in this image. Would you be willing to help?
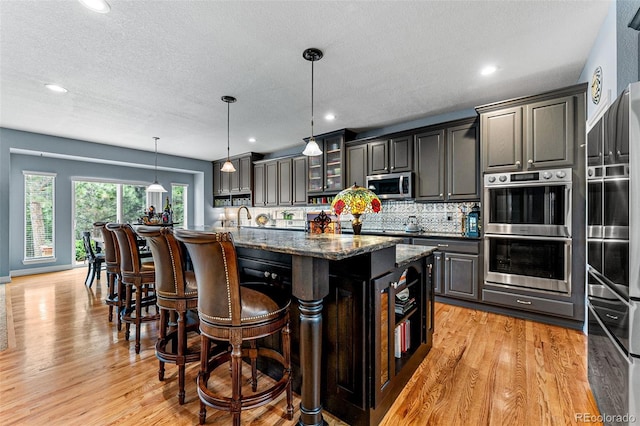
[0,0,610,162]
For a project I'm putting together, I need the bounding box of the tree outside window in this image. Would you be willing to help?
[24,172,55,260]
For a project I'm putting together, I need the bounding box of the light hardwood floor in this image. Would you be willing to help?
[0,268,601,425]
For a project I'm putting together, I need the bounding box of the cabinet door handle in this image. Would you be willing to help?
[437,244,449,248]
[448,192,452,197]
[439,193,443,197]
[384,167,388,171]
[605,313,619,320]
[516,299,532,305]
[609,151,613,156]
[391,281,398,289]
[391,166,395,170]
[527,159,533,165]
[617,150,621,156]
[515,160,521,168]
[445,258,450,262]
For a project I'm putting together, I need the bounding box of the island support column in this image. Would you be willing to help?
[292,255,330,426]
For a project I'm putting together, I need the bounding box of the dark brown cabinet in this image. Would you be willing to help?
[292,156,307,205]
[368,136,413,175]
[415,119,479,202]
[213,153,262,206]
[346,144,368,188]
[253,158,294,206]
[414,238,480,302]
[307,129,355,194]
[478,86,585,172]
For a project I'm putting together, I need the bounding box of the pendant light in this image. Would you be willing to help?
[302,48,323,156]
[221,95,237,173]
[146,137,167,193]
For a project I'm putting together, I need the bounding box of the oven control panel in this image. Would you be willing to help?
[484,167,572,186]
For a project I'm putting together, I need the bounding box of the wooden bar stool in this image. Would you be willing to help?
[174,229,293,425]
[136,226,200,404]
[94,222,122,327]
[106,223,157,354]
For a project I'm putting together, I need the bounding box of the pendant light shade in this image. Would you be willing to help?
[302,48,324,157]
[221,95,237,173]
[147,137,167,193]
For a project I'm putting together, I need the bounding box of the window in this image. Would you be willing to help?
[171,184,188,228]
[24,172,55,261]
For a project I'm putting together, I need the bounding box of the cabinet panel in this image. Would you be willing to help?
[525,95,574,169]
[447,123,479,200]
[253,163,265,206]
[213,161,223,195]
[239,156,252,192]
[444,253,478,300]
[229,158,241,192]
[278,159,293,206]
[265,161,278,206]
[368,140,388,175]
[307,153,324,193]
[292,157,307,205]
[415,130,445,200]
[373,272,394,406]
[482,106,523,172]
[324,135,344,191]
[390,136,413,172]
[587,117,603,166]
[346,144,367,188]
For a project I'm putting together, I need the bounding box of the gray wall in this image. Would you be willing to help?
[0,128,213,281]
[617,0,640,94]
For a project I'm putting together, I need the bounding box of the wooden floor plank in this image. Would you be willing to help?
[0,269,600,425]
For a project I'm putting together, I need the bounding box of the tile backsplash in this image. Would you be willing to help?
[214,200,480,235]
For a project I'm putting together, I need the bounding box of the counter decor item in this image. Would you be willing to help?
[466,204,480,237]
[331,183,381,235]
[255,213,269,227]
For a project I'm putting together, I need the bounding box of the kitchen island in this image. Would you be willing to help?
[185,226,435,426]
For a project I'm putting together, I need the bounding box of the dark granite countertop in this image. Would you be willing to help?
[187,226,403,261]
[395,244,437,268]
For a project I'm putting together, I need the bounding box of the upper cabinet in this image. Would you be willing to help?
[346,143,367,188]
[367,136,413,175]
[213,152,263,206]
[415,119,479,202]
[478,84,586,172]
[307,129,355,194]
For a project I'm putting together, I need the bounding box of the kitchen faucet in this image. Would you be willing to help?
[237,206,251,228]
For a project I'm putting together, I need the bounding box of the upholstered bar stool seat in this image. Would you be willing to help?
[174,229,293,426]
[136,226,200,404]
[106,223,157,354]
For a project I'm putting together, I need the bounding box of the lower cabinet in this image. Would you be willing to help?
[414,238,481,301]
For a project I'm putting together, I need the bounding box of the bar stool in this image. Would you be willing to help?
[174,229,293,425]
[94,222,122,327]
[106,223,157,354]
[136,226,200,404]
[82,231,105,287]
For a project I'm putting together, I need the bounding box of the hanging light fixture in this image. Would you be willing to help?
[302,48,324,156]
[146,136,167,193]
[220,95,237,172]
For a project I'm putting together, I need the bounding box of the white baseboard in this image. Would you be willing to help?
[11,264,74,277]
[0,276,10,284]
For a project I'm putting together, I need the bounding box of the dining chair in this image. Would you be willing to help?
[135,226,200,404]
[174,229,293,425]
[83,231,105,287]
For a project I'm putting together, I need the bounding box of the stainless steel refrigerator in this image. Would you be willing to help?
[587,81,639,425]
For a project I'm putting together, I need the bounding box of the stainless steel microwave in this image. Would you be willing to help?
[365,172,413,199]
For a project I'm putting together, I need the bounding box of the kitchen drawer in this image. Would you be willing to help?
[482,289,574,318]
[413,238,480,255]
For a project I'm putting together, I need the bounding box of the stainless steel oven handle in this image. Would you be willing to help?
[565,185,572,238]
[437,244,449,248]
[516,299,532,305]
[484,233,571,242]
[605,313,619,320]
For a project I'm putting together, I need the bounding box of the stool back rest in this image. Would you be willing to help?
[174,230,241,325]
[136,226,187,297]
[94,222,119,265]
[106,223,143,275]
[82,231,97,261]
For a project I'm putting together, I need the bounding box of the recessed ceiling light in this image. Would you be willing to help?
[481,65,497,76]
[325,113,336,121]
[248,138,256,143]
[78,0,111,14]
[45,84,68,93]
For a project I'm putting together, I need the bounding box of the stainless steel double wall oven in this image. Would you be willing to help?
[586,82,639,422]
[483,168,573,294]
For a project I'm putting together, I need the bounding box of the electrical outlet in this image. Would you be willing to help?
[447,215,452,221]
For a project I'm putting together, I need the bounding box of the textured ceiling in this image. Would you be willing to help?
[0,0,610,161]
